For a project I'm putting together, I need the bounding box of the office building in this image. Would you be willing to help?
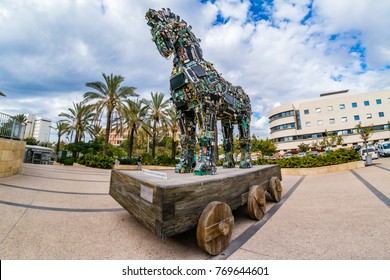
[269,89,390,151]
[24,114,52,143]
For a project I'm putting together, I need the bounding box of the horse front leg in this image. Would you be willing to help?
[238,116,252,168]
[175,112,197,173]
[221,118,235,168]
[193,107,217,175]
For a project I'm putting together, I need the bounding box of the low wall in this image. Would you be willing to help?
[281,161,365,176]
[0,139,26,178]
[114,165,175,171]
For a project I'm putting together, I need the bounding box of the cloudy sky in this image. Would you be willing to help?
[1,0,390,140]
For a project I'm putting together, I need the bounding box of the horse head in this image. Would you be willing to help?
[146,8,200,60]
[146,8,179,58]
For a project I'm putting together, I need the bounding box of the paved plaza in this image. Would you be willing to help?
[0,158,389,260]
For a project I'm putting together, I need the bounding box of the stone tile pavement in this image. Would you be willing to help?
[0,158,389,260]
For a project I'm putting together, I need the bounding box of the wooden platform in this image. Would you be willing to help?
[109,165,282,238]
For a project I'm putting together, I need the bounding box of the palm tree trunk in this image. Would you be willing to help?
[73,131,80,158]
[171,131,176,160]
[104,109,112,156]
[56,134,61,155]
[127,127,135,158]
[152,121,157,158]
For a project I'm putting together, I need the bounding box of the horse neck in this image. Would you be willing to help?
[173,28,203,65]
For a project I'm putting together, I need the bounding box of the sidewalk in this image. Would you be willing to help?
[0,159,389,259]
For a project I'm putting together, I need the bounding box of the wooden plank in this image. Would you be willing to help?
[109,165,281,237]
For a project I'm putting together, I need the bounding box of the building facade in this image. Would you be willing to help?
[24,114,52,143]
[269,90,390,151]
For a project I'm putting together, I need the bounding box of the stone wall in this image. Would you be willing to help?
[0,139,26,178]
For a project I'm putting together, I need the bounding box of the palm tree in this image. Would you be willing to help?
[53,121,69,155]
[89,124,103,140]
[83,73,137,156]
[114,99,149,157]
[59,102,95,157]
[145,92,170,158]
[13,114,27,125]
[166,107,180,160]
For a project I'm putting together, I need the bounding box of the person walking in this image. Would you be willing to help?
[137,156,142,170]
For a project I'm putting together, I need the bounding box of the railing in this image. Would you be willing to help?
[0,112,24,140]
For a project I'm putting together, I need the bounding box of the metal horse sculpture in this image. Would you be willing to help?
[146,8,252,175]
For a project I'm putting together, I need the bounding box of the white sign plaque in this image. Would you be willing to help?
[140,184,153,203]
[142,169,168,180]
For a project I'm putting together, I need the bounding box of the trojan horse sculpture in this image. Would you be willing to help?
[146,8,252,175]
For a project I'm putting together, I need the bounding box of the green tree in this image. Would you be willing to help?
[59,102,95,157]
[24,137,39,145]
[355,122,373,152]
[83,73,138,156]
[53,121,69,155]
[113,99,149,158]
[251,136,277,157]
[298,142,310,153]
[14,114,27,125]
[145,92,169,158]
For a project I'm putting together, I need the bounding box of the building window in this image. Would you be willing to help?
[305,121,311,127]
[379,112,384,117]
[327,106,333,111]
[376,99,382,104]
[366,113,372,119]
[329,118,335,124]
[352,102,357,108]
[269,110,295,121]
[364,100,370,106]
[339,104,345,109]
[341,117,347,123]
[317,120,323,126]
[315,107,321,113]
[304,109,309,115]
[354,115,360,121]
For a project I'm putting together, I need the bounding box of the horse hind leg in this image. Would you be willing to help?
[238,116,252,168]
[175,112,197,173]
[221,119,235,168]
[193,108,217,175]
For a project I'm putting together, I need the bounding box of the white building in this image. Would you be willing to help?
[24,114,52,143]
[269,89,390,151]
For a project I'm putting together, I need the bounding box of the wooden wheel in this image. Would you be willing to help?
[248,185,266,220]
[196,201,234,255]
[268,176,283,202]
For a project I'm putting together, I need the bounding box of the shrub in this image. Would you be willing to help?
[57,157,77,166]
[255,149,360,168]
[77,153,115,169]
[155,155,178,166]
[119,157,138,165]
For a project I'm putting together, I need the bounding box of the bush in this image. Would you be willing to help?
[255,149,360,168]
[119,157,138,165]
[57,157,77,166]
[77,153,115,169]
[155,155,179,166]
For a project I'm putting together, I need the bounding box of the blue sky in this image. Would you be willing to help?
[1,0,390,141]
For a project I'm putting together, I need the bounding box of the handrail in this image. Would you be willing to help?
[0,111,24,140]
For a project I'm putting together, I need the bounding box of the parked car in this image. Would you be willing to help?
[360,148,379,160]
[309,151,320,156]
[283,153,293,159]
[377,142,390,157]
[352,144,361,151]
[297,152,306,157]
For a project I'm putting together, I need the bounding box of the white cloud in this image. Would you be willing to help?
[1,0,390,141]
